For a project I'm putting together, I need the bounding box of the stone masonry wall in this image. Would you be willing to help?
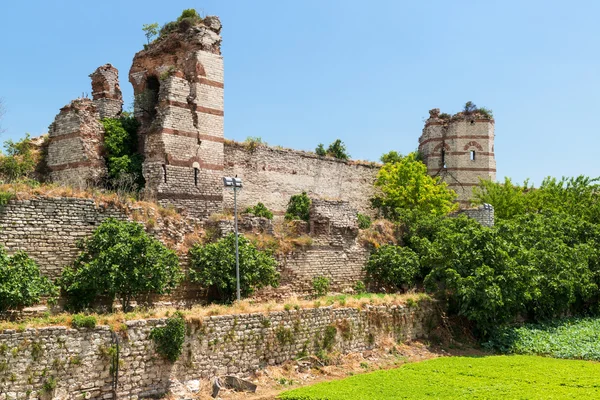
[0,302,436,399]
[455,204,495,227]
[0,197,193,281]
[223,142,379,217]
[47,99,107,188]
[90,64,123,119]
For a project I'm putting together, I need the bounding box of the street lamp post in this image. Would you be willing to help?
[223,176,243,302]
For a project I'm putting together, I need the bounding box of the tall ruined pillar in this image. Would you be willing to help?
[129,16,224,219]
[90,64,123,119]
[418,108,496,207]
[46,99,107,187]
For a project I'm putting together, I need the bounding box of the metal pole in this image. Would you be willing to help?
[234,187,240,302]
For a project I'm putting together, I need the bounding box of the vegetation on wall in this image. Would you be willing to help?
[188,233,280,303]
[244,202,274,220]
[59,218,182,312]
[159,9,205,38]
[101,114,145,193]
[150,311,186,362]
[0,247,57,312]
[371,151,458,219]
[285,192,311,222]
[364,245,420,292]
[315,139,350,160]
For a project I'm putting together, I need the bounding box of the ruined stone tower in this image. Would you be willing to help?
[129,16,224,219]
[90,63,123,119]
[418,108,496,206]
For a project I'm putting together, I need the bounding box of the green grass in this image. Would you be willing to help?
[485,317,600,360]
[279,355,600,399]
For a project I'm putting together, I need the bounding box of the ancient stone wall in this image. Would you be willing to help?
[46,99,107,188]
[129,16,224,220]
[454,204,495,227]
[0,197,193,280]
[418,108,496,206]
[0,302,435,399]
[223,142,379,217]
[90,64,123,119]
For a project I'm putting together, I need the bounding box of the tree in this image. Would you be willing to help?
[315,143,326,156]
[326,139,350,160]
[364,245,420,291]
[101,115,144,191]
[188,233,279,303]
[0,247,57,312]
[142,23,159,44]
[285,192,311,222]
[371,151,458,219]
[59,218,182,311]
[0,134,38,182]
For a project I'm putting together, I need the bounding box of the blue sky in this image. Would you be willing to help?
[1,0,598,185]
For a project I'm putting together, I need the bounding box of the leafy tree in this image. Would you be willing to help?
[244,202,274,219]
[142,23,159,44]
[326,139,350,160]
[472,177,532,220]
[0,134,38,182]
[315,143,326,156]
[59,218,182,311]
[371,151,457,219]
[0,247,57,312]
[285,192,311,222]
[379,150,403,164]
[188,233,279,303]
[364,245,420,291]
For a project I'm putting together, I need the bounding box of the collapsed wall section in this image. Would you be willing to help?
[90,63,123,119]
[223,142,379,216]
[129,16,224,219]
[0,303,436,399]
[46,99,107,187]
[419,108,496,206]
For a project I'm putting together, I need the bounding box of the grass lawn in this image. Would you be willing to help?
[279,355,600,399]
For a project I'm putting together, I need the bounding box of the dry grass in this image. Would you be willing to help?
[0,293,430,332]
[358,219,400,249]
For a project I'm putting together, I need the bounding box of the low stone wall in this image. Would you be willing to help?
[0,302,436,399]
[454,204,495,227]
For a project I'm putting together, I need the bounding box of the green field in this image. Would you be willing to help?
[279,355,600,399]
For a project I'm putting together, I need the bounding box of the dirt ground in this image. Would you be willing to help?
[186,335,488,400]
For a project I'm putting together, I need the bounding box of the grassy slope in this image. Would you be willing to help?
[485,318,600,360]
[279,355,600,399]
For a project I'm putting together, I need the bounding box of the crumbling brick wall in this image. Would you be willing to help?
[90,63,123,119]
[129,16,224,220]
[46,99,107,187]
[418,108,496,207]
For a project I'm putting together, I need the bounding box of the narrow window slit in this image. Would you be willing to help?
[194,167,199,186]
[470,150,476,161]
[162,164,167,183]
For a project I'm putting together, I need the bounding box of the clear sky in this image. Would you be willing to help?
[1,0,598,185]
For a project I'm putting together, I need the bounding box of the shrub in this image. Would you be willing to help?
[0,134,38,182]
[353,280,367,294]
[59,218,182,311]
[326,139,350,160]
[357,213,371,229]
[312,276,330,297]
[244,202,274,219]
[364,245,420,291]
[243,136,266,152]
[315,143,326,156]
[188,233,280,303]
[71,314,97,329]
[0,248,57,312]
[177,8,201,22]
[101,116,144,191]
[150,312,186,362]
[285,192,311,222]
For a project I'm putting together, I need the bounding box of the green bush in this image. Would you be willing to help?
[0,134,38,182]
[188,233,280,303]
[244,202,274,219]
[364,245,420,291]
[0,248,57,312]
[357,213,371,229]
[177,8,201,21]
[315,143,326,156]
[150,311,186,362]
[71,314,97,329]
[59,218,182,311]
[285,192,311,222]
[101,115,144,191]
[312,276,331,297]
[353,280,367,294]
[326,139,350,160]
